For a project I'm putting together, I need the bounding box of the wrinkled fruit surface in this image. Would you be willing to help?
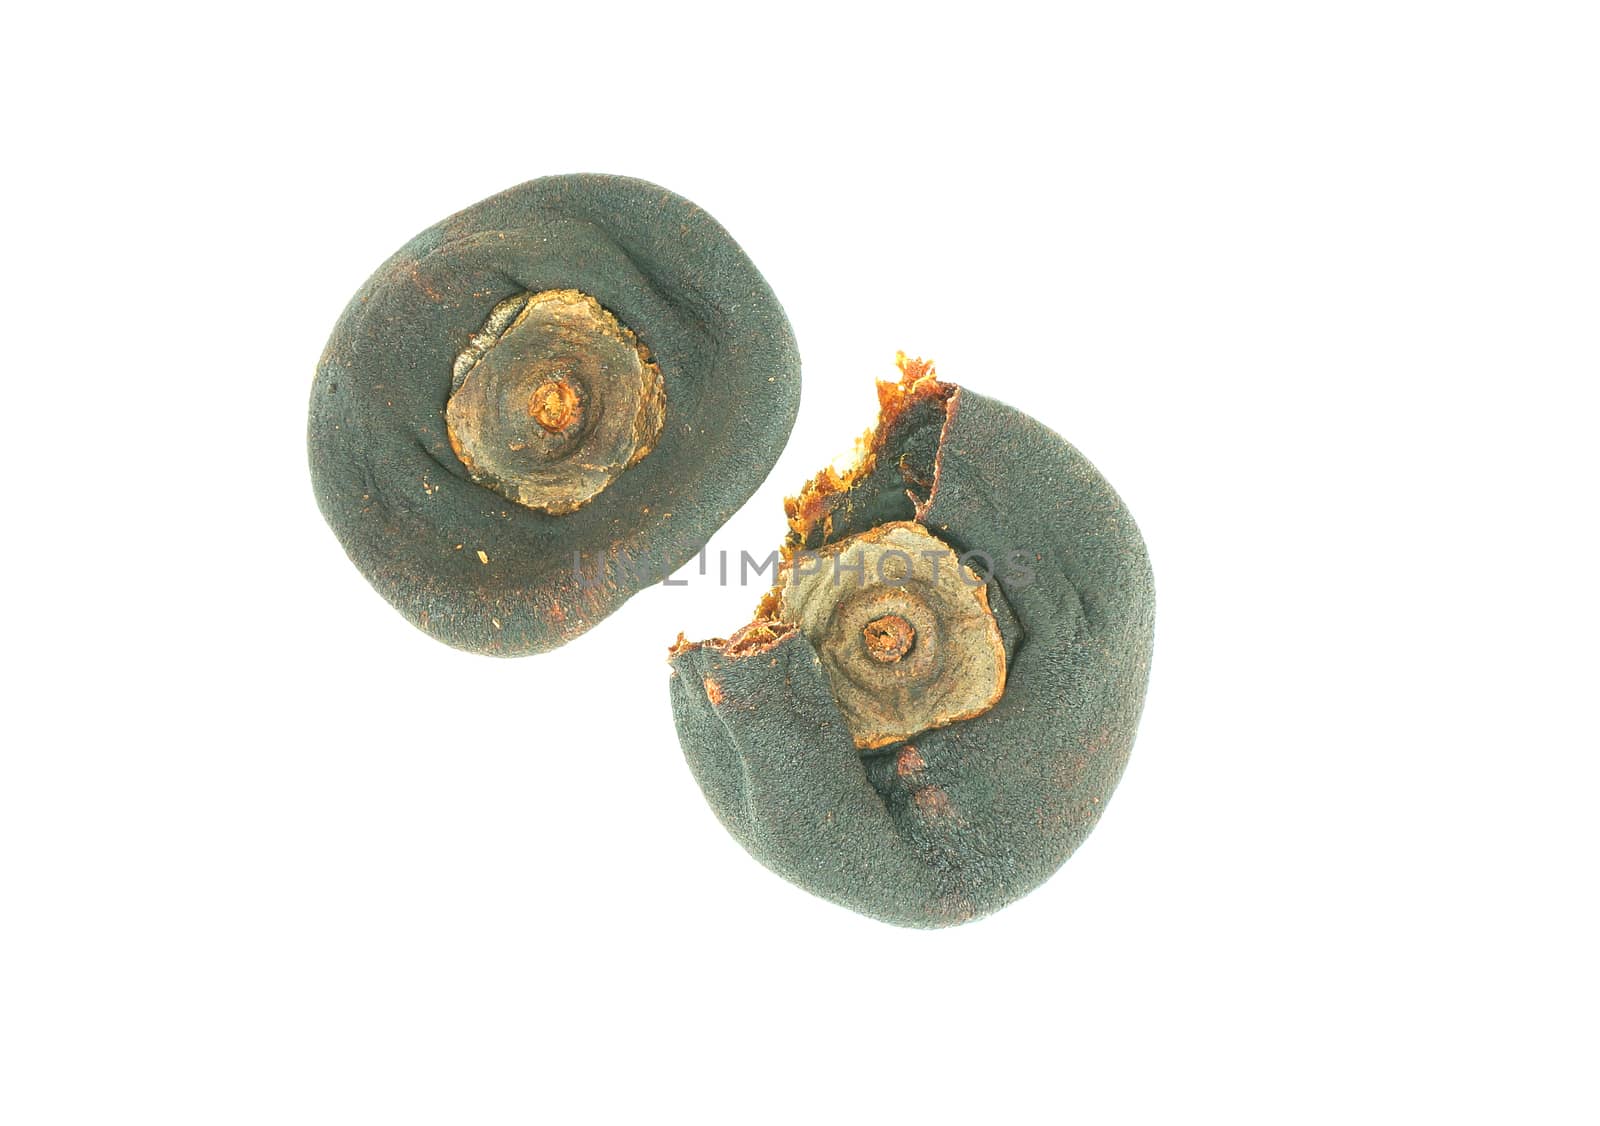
[669,357,1154,928]
[309,174,800,655]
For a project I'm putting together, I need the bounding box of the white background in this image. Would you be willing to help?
[3,3,1595,1122]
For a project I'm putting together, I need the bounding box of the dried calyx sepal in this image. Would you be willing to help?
[673,355,1012,750]
[446,289,666,515]
[778,521,1006,748]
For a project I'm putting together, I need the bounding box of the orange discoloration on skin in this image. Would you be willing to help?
[407,261,444,302]
[896,746,926,776]
[703,678,725,706]
[914,785,950,815]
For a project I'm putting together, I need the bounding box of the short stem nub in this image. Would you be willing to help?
[529,378,580,433]
[863,614,915,663]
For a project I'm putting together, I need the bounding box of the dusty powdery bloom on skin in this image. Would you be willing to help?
[668,355,1155,929]
[308,174,800,656]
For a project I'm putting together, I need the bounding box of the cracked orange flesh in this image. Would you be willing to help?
[781,352,954,554]
[670,352,960,666]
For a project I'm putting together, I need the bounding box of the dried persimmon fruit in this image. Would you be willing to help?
[668,355,1155,927]
[309,175,800,655]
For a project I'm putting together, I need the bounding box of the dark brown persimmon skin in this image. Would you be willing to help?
[669,371,1154,928]
[309,175,799,656]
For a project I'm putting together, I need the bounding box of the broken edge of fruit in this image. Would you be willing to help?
[669,352,959,668]
[669,618,798,663]
[782,352,957,552]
